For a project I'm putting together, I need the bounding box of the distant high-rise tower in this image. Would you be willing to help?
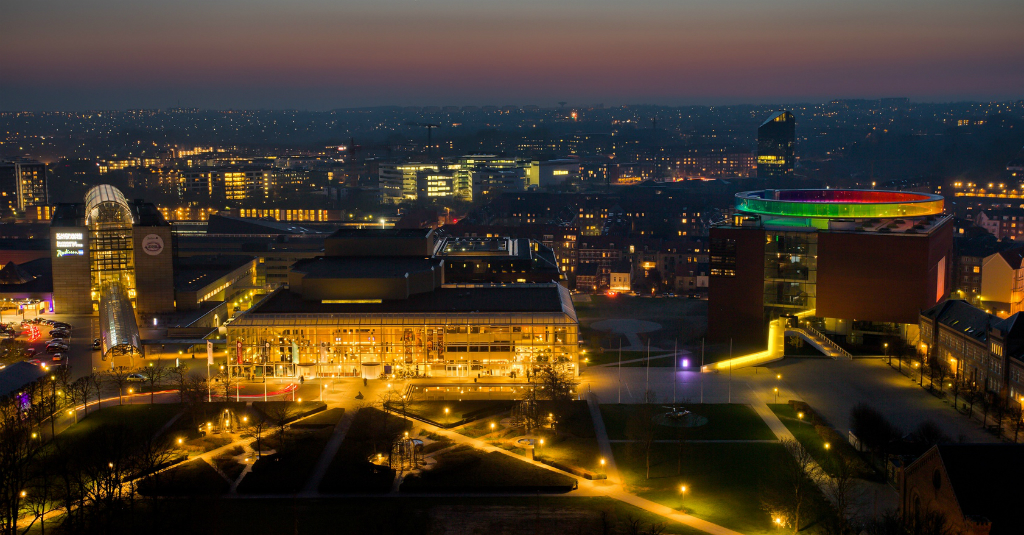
[757,111,795,180]
[0,159,48,215]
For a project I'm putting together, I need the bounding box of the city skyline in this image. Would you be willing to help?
[3,0,1023,110]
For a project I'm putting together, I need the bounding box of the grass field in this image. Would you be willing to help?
[400,400,513,426]
[600,404,776,441]
[768,404,875,479]
[318,408,412,493]
[400,445,576,493]
[236,427,334,494]
[613,442,783,534]
[138,458,229,496]
[63,404,183,444]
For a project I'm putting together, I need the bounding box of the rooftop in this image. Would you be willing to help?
[290,256,442,279]
[241,283,574,318]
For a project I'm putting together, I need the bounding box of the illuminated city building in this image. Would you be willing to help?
[226,228,578,379]
[709,189,952,348]
[0,159,48,215]
[378,162,438,204]
[756,111,795,180]
[455,155,523,201]
[416,171,455,199]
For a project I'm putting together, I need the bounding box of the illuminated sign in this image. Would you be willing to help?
[54,232,85,257]
[55,232,84,249]
[142,234,164,256]
[552,170,570,176]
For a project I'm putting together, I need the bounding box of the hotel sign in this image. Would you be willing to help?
[55,232,84,257]
[142,234,164,256]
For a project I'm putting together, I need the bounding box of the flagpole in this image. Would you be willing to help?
[617,339,622,404]
[700,338,704,404]
[673,339,677,406]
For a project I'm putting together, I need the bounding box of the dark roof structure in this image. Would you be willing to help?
[248,285,570,316]
[173,255,255,291]
[206,214,319,235]
[932,444,1024,535]
[290,256,442,279]
[997,246,1024,270]
[920,299,997,343]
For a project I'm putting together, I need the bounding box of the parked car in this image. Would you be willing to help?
[51,354,63,362]
[126,373,147,383]
[92,338,102,350]
[24,348,37,356]
[46,345,68,353]
[50,330,70,338]
[52,322,71,329]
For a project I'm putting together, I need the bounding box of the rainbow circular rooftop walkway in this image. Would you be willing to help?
[736,189,944,219]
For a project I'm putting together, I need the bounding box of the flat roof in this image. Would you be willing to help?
[174,255,255,291]
[290,256,442,279]
[243,284,573,317]
[327,228,433,239]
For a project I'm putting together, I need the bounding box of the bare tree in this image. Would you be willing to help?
[264,402,292,448]
[245,410,270,459]
[140,363,171,404]
[89,373,104,411]
[761,439,815,533]
[182,374,209,427]
[168,364,190,404]
[216,369,240,401]
[73,376,93,418]
[107,367,131,405]
[822,455,856,533]
[533,363,575,401]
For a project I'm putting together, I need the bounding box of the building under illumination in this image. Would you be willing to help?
[709,189,953,348]
[226,228,578,380]
[0,159,48,216]
[757,111,795,180]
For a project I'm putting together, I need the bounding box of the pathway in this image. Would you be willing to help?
[586,391,620,484]
[301,408,357,495]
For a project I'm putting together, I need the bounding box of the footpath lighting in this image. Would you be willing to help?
[679,484,688,493]
[774,517,784,528]
[600,458,606,469]
[773,387,779,403]
[824,442,831,451]
[797,411,804,420]
[177,437,183,445]
[31,432,37,439]
[20,490,26,498]
[538,438,544,447]
[444,407,450,424]
[490,422,496,431]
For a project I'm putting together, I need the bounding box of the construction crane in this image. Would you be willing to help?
[405,122,439,159]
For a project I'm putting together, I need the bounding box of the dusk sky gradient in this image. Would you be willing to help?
[2,0,1023,110]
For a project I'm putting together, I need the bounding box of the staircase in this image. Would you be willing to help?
[786,325,852,359]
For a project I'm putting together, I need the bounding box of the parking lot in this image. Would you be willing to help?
[0,313,97,382]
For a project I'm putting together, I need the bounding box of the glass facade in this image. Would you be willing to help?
[763,231,817,312]
[227,312,578,379]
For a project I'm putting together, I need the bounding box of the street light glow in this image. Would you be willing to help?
[680,485,687,492]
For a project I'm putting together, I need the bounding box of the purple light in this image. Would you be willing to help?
[681,359,690,368]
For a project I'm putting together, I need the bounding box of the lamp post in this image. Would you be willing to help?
[884,342,889,366]
[773,387,779,404]
[444,407,449,425]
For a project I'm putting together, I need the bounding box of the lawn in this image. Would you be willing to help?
[318,408,412,493]
[292,407,345,428]
[600,404,776,441]
[533,400,602,472]
[87,496,710,535]
[138,458,230,496]
[398,399,513,427]
[251,400,326,423]
[613,442,784,534]
[235,426,334,494]
[62,404,184,444]
[768,404,874,479]
[400,445,576,493]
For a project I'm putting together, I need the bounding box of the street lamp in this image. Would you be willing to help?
[884,342,890,365]
[773,387,779,403]
[444,407,450,424]
[490,422,496,431]
[824,442,831,451]
[600,458,606,470]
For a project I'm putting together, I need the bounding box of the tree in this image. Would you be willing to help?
[265,402,292,448]
[88,373,104,411]
[532,362,575,401]
[908,421,950,448]
[182,374,209,427]
[0,393,41,535]
[761,439,815,533]
[168,364,190,403]
[141,363,171,404]
[107,367,131,405]
[850,403,901,453]
[245,411,270,459]
[822,455,856,534]
[72,377,93,418]
[216,369,240,401]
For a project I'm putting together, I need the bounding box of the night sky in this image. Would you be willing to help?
[3,0,1023,110]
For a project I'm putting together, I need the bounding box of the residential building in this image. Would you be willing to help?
[0,159,48,215]
[757,111,796,180]
[974,207,1024,241]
